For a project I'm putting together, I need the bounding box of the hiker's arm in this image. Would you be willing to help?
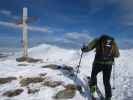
[113,41,120,57]
[81,38,98,52]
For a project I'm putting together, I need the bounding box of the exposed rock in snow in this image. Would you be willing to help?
[16,56,42,63]
[19,77,45,87]
[0,77,17,84]
[3,89,24,97]
[54,84,77,99]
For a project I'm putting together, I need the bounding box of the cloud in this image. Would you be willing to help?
[0,21,48,32]
[0,10,12,16]
[0,9,18,20]
[47,36,75,44]
[47,27,65,33]
[64,31,93,46]
[65,32,92,40]
[28,26,48,32]
[0,21,18,28]
[31,31,94,49]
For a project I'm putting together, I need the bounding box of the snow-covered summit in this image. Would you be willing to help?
[0,43,132,100]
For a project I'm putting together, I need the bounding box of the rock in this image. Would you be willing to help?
[60,65,75,77]
[62,65,74,71]
[3,89,24,97]
[27,87,39,94]
[41,64,74,72]
[64,84,77,90]
[0,77,17,85]
[43,80,62,88]
[16,57,42,63]
[54,84,76,99]
[18,64,28,66]
[20,77,45,86]
[39,73,47,77]
[0,53,8,58]
[42,64,61,69]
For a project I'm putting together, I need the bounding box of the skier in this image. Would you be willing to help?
[81,34,120,100]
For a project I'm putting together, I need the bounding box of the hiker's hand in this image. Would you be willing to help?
[81,45,88,52]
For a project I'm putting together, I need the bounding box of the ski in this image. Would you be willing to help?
[84,76,105,100]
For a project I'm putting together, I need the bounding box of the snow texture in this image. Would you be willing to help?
[0,44,133,100]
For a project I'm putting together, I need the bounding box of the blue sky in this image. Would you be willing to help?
[0,0,133,50]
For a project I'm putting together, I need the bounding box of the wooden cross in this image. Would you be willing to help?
[22,7,28,58]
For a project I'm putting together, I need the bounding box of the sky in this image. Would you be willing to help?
[0,0,133,50]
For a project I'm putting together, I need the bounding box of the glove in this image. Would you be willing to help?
[81,45,88,52]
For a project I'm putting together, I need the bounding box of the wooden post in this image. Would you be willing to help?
[16,7,41,62]
[22,7,28,58]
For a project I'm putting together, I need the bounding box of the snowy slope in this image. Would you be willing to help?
[0,44,133,100]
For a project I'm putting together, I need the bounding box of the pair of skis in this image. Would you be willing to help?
[84,76,105,100]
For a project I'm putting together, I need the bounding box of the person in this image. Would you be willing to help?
[81,34,120,100]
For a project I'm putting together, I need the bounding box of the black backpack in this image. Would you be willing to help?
[96,35,114,61]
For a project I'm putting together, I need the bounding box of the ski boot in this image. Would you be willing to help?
[105,97,111,100]
[90,85,98,98]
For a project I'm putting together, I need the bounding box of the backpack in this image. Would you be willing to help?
[96,35,114,61]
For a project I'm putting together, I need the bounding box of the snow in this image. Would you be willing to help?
[0,43,133,100]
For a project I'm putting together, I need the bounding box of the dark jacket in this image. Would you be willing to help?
[83,37,120,65]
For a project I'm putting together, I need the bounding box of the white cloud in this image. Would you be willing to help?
[65,32,92,40]
[0,21,19,28]
[49,36,74,44]
[0,9,19,20]
[0,10,12,16]
[0,21,48,32]
[28,26,48,32]
[64,32,93,46]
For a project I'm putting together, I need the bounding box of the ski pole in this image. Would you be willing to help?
[112,62,116,90]
[74,51,84,81]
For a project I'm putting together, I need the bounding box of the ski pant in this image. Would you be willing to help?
[90,63,112,98]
